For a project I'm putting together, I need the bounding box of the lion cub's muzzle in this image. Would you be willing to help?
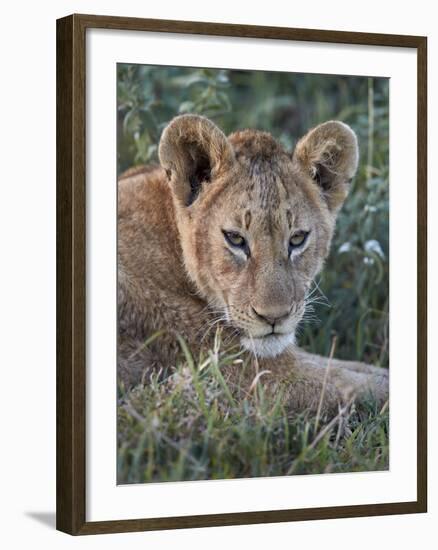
[229,301,305,358]
[251,304,293,334]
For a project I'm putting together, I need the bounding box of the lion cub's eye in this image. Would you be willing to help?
[224,231,245,247]
[223,230,249,254]
[289,230,309,253]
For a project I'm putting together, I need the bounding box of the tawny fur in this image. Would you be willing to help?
[118,115,388,413]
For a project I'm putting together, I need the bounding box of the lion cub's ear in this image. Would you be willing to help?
[159,114,234,206]
[292,121,359,212]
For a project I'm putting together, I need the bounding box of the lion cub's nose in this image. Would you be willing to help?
[251,305,291,326]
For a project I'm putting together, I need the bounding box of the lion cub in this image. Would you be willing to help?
[118,115,388,412]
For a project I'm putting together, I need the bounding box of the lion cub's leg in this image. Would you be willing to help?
[259,349,388,414]
[296,349,388,378]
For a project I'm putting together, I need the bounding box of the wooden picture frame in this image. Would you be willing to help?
[57,13,427,535]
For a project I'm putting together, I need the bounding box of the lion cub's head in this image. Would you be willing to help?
[159,115,358,358]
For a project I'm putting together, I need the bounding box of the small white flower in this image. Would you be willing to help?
[338,242,352,254]
[364,239,385,259]
[363,257,375,265]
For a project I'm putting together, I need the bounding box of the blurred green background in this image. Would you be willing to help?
[117,65,389,367]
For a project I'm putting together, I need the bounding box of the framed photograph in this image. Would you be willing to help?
[56,14,427,535]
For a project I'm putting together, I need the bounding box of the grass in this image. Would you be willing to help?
[117,336,389,485]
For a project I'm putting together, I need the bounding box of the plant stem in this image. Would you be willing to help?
[366,77,375,184]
